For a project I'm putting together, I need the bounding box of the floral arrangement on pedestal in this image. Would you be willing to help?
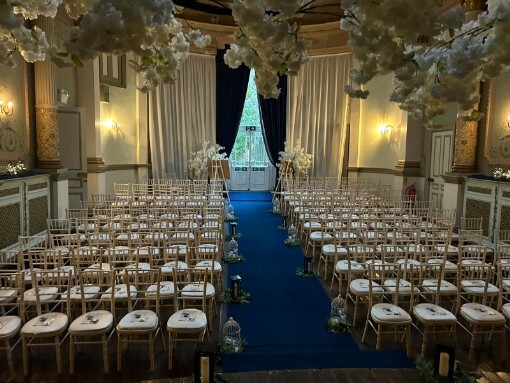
[4,160,27,176]
[187,141,227,179]
[0,1,211,92]
[278,140,312,176]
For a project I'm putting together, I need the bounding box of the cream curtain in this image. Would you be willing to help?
[149,54,216,179]
[286,53,352,178]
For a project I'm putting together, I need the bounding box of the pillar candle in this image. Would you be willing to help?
[438,352,449,377]
[200,356,209,383]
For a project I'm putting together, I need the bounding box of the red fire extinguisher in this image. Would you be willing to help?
[406,183,417,203]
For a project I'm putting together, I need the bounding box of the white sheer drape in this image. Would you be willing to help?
[149,54,216,179]
[286,53,352,178]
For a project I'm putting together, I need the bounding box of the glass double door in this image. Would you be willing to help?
[229,126,275,191]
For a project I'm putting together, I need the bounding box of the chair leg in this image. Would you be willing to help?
[406,325,412,358]
[149,334,154,372]
[5,339,14,376]
[160,324,167,351]
[362,318,370,343]
[69,336,75,374]
[117,334,122,372]
[168,333,173,370]
[55,336,62,375]
[376,323,382,350]
[468,325,477,362]
[421,326,428,356]
[102,334,109,373]
[22,337,29,376]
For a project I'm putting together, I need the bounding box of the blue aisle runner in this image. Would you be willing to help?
[223,192,414,372]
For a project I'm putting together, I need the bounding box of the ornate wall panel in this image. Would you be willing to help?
[0,203,21,249]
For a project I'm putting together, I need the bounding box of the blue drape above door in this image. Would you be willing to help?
[215,49,250,156]
[258,75,287,167]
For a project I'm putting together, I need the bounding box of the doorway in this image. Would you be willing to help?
[428,130,453,208]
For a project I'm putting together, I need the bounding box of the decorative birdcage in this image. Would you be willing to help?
[330,295,347,325]
[223,317,242,352]
[272,198,281,213]
[287,224,297,241]
[226,203,235,220]
[226,238,239,260]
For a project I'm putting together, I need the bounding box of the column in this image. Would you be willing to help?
[34,16,61,170]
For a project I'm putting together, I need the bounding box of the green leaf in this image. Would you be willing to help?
[470,110,479,119]
[404,51,415,60]
[56,52,68,57]
[71,55,83,67]
[410,59,420,70]
[449,28,455,38]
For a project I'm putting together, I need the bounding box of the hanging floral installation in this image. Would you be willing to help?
[278,140,312,176]
[187,141,228,179]
[0,0,211,92]
[340,0,510,128]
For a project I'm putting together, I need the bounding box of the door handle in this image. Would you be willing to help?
[428,178,434,182]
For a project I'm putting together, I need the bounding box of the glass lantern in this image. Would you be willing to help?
[226,203,235,220]
[287,224,297,241]
[330,295,347,325]
[272,198,281,213]
[223,317,242,352]
[226,238,239,260]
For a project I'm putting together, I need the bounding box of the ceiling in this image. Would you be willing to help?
[175,0,344,27]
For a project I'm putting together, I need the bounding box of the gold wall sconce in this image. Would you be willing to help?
[105,120,120,132]
[378,124,392,136]
[0,99,13,116]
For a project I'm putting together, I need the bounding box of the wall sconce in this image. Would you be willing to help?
[506,115,510,128]
[0,99,13,116]
[378,124,392,136]
[105,120,120,132]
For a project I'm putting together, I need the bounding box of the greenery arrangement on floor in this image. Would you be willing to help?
[225,233,242,241]
[221,254,245,264]
[326,317,351,334]
[214,337,248,364]
[221,289,251,304]
[284,237,301,246]
[296,268,320,278]
[224,216,239,222]
[415,355,481,383]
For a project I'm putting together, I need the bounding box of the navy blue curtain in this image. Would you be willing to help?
[215,48,250,156]
[258,75,287,167]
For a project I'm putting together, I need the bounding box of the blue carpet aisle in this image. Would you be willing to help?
[222,192,414,373]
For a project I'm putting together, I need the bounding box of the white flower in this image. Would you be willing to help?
[188,141,228,178]
[278,140,312,176]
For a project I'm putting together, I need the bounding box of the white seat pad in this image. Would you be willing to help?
[460,280,499,295]
[66,285,100,300]
[322,244,348,255]
[502,303,510,319]
[422,279,458,294]
[427,259,457,271]
[86,263,111,271]
[413,303,456,324]
[0,288,17,302]
[166,245,189,255]
[147,281,175,297]
[21,313,68,336]
[383,279,419,294]
[350,279,384,294]
[460,303,505,323]
[310,232,333,240]
[304,221,321,229]
[24,286,59,302]
[161,261,188,274]
[167,309,207,331]
[69,310,114,333]
[0,315,22,339]
[181,282,215,297]
[371,303,412,323]
[102,284,137,299]
[117,309,158,331]
[195,260,222,271]
[137,246,160,257]
[172,232,195,240]
[335,260,364,273]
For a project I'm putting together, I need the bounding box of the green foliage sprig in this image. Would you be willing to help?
[326,317,350,334]
[221,289,251,304]
[225,233,242,241]
[221,254,245,264]
[296,268,320,278]
[284,238,301,246]
[415,355,481,383]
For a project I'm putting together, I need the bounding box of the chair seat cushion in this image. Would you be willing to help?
[161,261,188,274]
[195,260,222,271]
[0,315,22,339]
[24,286,59,302]
[422,279,458,294]
[371,304,412,323]
[322,244,348,255]
[396,258,421,270]
[304,221,321,229]
[86,263,111,271]
[167,309,207,331]
[147,281,175,297]
[117,310,158,331]
[460,303,506,324]
[460,280,499,295]
[172,232,195,240]
[503,279,510,291]
[102,284,137,299]
[21,313,68,336]
[383,279,419,294]
[310,232,333,240]
[350,279,384,294]
[427,259,457,271]
[165,245,189,255]
[0,288,17,303]
[67,285,100,300]
[69,310,114,333]
[182,282,215,298]
[335,260,365,273]
[502,303,510,319]
[413,303,457,324]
